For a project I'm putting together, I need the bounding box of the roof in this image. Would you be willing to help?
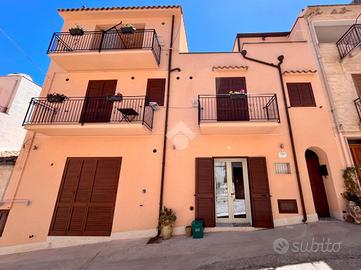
[58,5,182,13]
[236,32,290,38]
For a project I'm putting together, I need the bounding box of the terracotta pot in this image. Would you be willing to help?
[185,226,192,237]
[161,225,173,240]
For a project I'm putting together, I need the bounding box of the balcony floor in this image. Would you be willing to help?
[199,121,280,134]
[25,122,151,136]
[49,49,159,71]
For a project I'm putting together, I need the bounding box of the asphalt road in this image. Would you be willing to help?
[0,220,360,270]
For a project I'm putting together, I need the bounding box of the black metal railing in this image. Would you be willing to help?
[47,29,161,64]
[336,24,361,59]
[23,96,154,130]
[198,94,280,124]
[354,97,361,122]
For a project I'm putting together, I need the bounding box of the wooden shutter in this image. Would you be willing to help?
[287,83,316,107]
[49,157,122,236]
[349,144,361,185]
[146,79,166,106]
[352,74,361,96]
[248,157,274,228]
[0,210,10,237]
[195,158,215,227]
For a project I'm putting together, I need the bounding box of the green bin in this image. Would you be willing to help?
[192,219,204,239]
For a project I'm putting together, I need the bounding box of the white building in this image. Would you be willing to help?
[0,74,41,199]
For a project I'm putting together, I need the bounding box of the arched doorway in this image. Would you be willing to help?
[305,149,330,218]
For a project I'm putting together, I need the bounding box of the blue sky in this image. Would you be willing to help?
[0,0,349,85]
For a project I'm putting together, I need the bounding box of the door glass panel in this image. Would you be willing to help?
[215,161,229,218]
[231,162,246,219]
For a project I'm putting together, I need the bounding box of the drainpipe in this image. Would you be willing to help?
[157,15,179,237]
[306,14,351,167]
[240,48,308,223]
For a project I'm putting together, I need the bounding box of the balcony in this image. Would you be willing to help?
[47,29,161,70]
[355,97,361,123]
[23,96,154,135]
[198,94,280,134]
[336,24,361,59]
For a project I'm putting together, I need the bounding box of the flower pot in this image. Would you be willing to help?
[69,28,84,36]
[47,96,66,103]
[161,225,173,240]
[107,95,123,102]
[230,93,246,100]
[185,226,192,237]
[121,27,135,34]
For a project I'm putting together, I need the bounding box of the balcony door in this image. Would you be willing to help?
[81,80,117,123]
[216,77,249,121]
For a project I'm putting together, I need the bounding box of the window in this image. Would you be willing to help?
[146,79,166,106]
[352,74,361,96]
[0,210,9,237]
[287,82,316,107]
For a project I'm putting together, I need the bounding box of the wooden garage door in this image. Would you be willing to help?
[49,157,122,236]
[195,158,215,227]
[248,157,274,228]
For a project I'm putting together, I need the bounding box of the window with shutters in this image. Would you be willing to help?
[286,83,316,107]
[146,78,166,106]
[352,74,361,97]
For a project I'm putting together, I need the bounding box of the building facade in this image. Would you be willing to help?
[0,4,355,254]
[0,74,41,200]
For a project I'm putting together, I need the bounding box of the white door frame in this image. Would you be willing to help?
[214,158,252,224]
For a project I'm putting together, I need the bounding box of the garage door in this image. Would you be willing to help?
[49,157,122,236]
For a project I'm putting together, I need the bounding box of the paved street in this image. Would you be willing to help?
[0,220,360,270]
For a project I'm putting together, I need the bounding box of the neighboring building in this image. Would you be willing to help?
[0,74,41,200]
[303,3,361,173]
[0,4,353,253]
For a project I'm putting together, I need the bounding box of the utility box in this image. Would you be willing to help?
[191,220,204,239]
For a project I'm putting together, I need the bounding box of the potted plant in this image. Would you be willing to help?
[121,24,136,34]
[185,225,192,237]
[229,89,246,99]
[46,93,68,103]
[69,25,84,36]
[159,207,176,240]
[342,167,361,223]
[106,93,123,102]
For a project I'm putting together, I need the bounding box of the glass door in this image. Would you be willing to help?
[214,158,251,224]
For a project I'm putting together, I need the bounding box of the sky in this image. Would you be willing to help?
[0,0,350,85]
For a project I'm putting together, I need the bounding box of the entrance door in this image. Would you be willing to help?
[214,159,252,224]
[216,77,249,121]
[49,157,122,236]
[81,80,117,123]
[305,150,330,218]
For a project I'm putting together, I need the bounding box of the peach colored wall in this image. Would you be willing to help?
[0,8,346,248]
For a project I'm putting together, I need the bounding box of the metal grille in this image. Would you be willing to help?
[336,24,361,59]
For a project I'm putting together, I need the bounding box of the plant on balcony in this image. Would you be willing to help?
[158,207,176,240]
[106,93,123,102]
[342,167,361,224]
[46,93,68,103]
[69,25,84,36]
[120,24,136,34]
[229,89,246,99]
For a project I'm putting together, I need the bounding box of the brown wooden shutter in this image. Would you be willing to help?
[0,210,10,237]
[287,83,316,107]
[248,157,274,228]
[49,157,122,236]
[352,74,361,96]
[195,158,215,227]
[146,79,166,106]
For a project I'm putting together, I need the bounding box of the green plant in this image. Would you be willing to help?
[342,167,361,207]
[125,24,136,30]
[159,207,176,228]
[69,24,83,30]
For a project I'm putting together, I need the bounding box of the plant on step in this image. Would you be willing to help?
[159,207,177,240]
[69,24,84,36]
[46,93,68,103]
[342,167,361,207]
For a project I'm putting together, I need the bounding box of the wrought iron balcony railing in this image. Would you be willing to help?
[23,96,154,130]
[198,94,280,124]
[336,24,361,59]
[47,29,161,64]
[354,97,361,123]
